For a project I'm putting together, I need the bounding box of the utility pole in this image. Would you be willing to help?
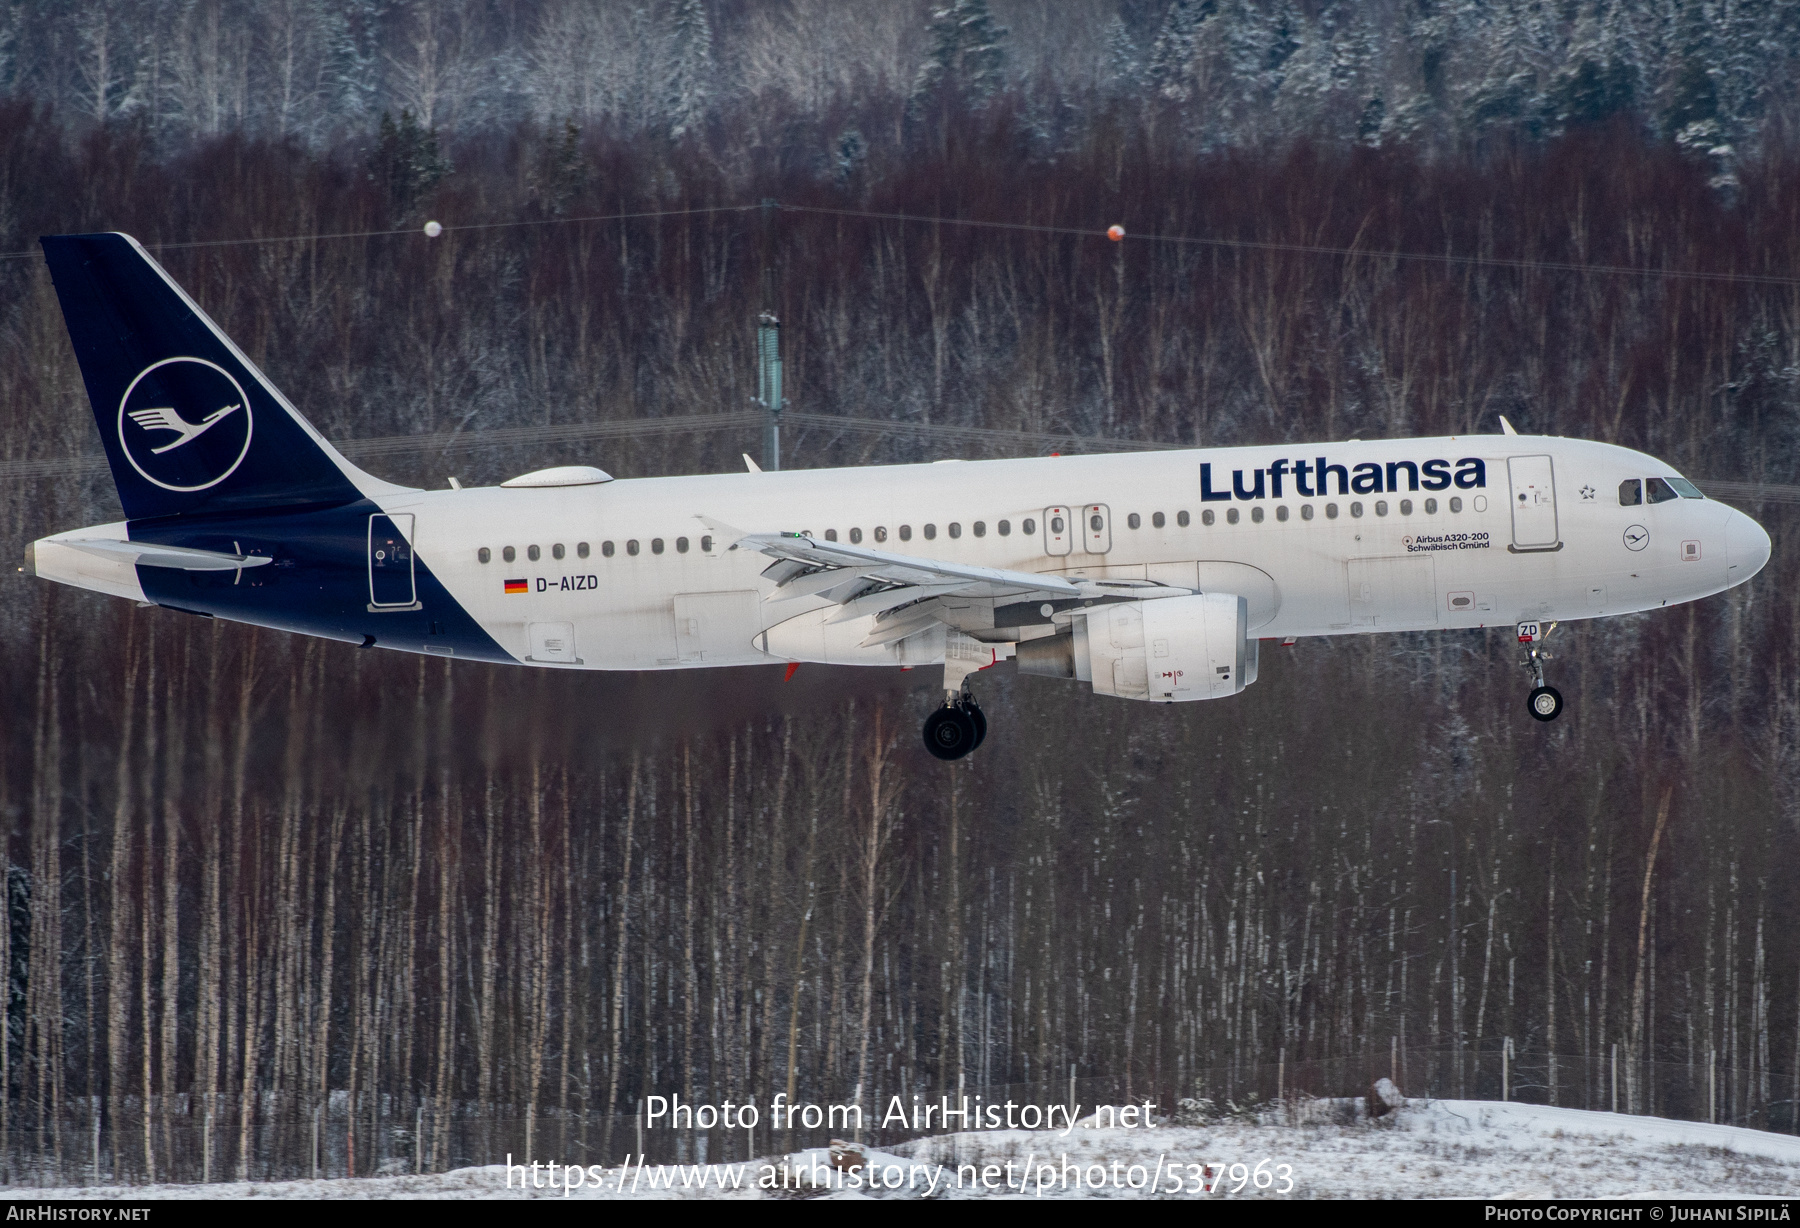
[755,199,785,470]
[756,311,784,470]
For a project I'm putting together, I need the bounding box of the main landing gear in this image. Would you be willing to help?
[923,689,986,761]
[1518,620,1564,722]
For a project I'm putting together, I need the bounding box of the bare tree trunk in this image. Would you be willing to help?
[782,759,822,1141]
[431,774,456,1168]
[1629,788,1674,1113]
[105,621,141,1180]
[853,710,897,1116]
[475,778,500,1155]
[28,625,65,1176]
[313,805,346,1164]
[601,758,640,1158]
[557,768,574,1157]
[139,638,159,1184]
[681,745,695,1120]
[157,640,186,1174]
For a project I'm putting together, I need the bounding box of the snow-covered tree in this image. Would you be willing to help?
[1146,0,1207,101]
[663,0,714,141]
[71,0,140,124]
[908,0,1009,118]
[368,107,450,218]
[327,0,384,126]
[1103,13,1140,96]
[1545,0,1640,130]
[833,126,867,187]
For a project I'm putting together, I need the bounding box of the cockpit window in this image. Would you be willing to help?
[1666,477,1704,499]
[1619,479,1642,506]
[1645,477,1680,504]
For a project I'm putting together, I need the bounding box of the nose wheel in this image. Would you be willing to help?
[923,690,986,761]
[1518,620,1564,722]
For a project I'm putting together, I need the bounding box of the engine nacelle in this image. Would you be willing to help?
[1017,593,1255,702]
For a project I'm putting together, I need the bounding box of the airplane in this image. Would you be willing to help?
[23,233,1772,761]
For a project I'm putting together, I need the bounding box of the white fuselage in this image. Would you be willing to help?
[373,434,1764,670]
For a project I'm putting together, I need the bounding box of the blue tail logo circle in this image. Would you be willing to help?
[117,357,254,491]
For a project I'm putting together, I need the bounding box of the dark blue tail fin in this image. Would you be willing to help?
[40,232,389,521]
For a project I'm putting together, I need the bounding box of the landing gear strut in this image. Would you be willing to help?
[1518,620,1564,722]
[923,688,986,761]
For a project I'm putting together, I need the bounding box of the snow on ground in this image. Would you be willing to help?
[3,1100,1797,1199]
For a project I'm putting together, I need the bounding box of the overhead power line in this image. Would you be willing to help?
[3,198,1792,287]
[0,204,759,262]
[773,203,1800,289]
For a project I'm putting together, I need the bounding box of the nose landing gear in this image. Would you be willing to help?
[1519,620,1564,722]
[922,688,987,761]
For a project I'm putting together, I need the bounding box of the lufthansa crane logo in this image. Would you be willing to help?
[117,357,254,492]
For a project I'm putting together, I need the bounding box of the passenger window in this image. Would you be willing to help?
[1350,502,1364,518]
[998,520,1011,536]
[1201,509,1215,526]
[1399,499,1412,515]
[552,543,565,560]
[602,541,615,557]
[1374,501,1388,516]
[949,522,962,538]
[626,540,640,556]
[700,536,713,552]
[1226,508,1240,525]
[924,524,937,540]
[1176,511,1190,527]
[1250,507,1265,523]
[651,538,665,554]
[825,529,838,541]
[503,546,516,562]
[1127,513,1141,529]
[1424,498,1438,514]
[1276,506,1290,522]
[899,525,913,541]
[478,547,491,564]
[874,526,887,542]
[577,542,590,559]
[849,528,862,544]
[1449,497,1463,513]
[973,522,986,537]
[1619,479,1642,506]
[676,537,690,553]
[1021,518,1036,534]
[1326,504,1339,519]
[1646,477,1679,504]
[1300,504,1314,521]
[1152,512,1165,528]
[528,544,541,561]
[1048,516,1063,534]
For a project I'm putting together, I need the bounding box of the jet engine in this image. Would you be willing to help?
[1016,592,1256,702]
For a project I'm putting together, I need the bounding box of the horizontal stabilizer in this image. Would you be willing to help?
[61,538,274,571]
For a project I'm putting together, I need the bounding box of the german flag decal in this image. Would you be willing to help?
[504,578,528,594]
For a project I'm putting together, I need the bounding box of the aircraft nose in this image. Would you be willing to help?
[1725,508,1772,588]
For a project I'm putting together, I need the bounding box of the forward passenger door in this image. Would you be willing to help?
[1507,456,1559,550]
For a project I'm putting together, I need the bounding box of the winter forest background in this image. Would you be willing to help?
[1,0,1800,1184]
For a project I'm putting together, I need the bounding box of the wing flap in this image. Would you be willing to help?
[739,531,1083,601]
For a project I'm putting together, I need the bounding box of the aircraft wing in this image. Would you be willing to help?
[714,525,1191,647]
